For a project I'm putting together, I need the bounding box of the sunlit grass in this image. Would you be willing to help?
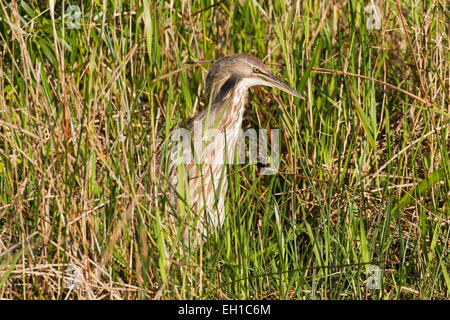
[0,0,448,299]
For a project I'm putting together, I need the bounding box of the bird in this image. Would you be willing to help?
[162,53,303,247]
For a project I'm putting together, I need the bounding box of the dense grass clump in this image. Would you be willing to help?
[0,0,448,299]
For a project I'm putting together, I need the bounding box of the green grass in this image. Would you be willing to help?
[0,0,448,299]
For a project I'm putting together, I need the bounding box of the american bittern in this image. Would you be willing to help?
[164,54,303,246]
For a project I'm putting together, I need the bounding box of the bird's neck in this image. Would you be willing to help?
[216,84,248,163]
[214,82,248,133]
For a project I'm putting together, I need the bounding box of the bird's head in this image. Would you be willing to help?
[205,53,304,104]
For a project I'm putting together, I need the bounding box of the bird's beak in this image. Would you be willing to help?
[260,72,304,100]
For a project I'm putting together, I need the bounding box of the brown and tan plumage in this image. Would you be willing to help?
[162,54,303,247]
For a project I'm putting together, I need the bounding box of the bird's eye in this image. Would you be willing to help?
[253,67,260,73]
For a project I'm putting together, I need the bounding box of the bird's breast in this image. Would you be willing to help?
[169,86,247,174]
